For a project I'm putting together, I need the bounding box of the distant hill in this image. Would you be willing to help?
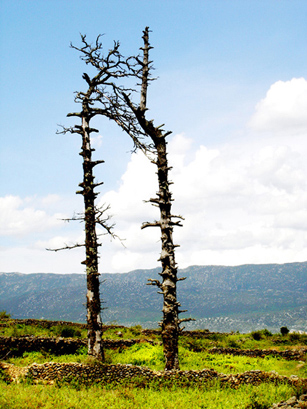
[0,262,306,333]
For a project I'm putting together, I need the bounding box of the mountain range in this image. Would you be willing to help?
[0,262,306,333]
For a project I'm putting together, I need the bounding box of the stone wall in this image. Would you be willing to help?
[0,336,150,357]
[141,329,212,337]
[209,347,307,361]
[0,336,84,357]
[0,319,87,329]
[268,394,307,408]
[2,361,306,392]
[0,318,126,331]
[1,336,306,361]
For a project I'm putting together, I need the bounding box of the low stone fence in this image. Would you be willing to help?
[0,318,126,331]
[0,319,87,329]
[0,336,84,357]
[0,336,151,358]
[140,329,213,337]
[1,361,306,392]
[268,394,307,408]
[209,347,307,361]
[1,336,306,361]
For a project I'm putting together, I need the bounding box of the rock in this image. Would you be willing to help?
[285,396,297,405]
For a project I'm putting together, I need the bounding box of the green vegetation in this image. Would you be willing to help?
[0,381,296,409]
[0,319,306,409]
[0,321,87,339]
[180,330,307,351]
[0,320,146,340]
[3,344,307,379]
[251,329,272,341]
[0,310,11,319]
[102,325,146,340]
[104,343,306,377]
[280,326,290,336]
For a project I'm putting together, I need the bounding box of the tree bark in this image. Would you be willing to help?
[79,114,104,360]
[152,136,180,371]
[138,27,183,370]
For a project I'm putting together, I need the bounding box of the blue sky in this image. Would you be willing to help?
[1,1,307,273]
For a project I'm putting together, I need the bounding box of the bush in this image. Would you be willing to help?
[130,325,142,337]
[0,311,11,319]
[280,326,289,336]
[59,326,81,338]
[227,339,240,348]
[250,329,272,341]
[183,338,205,352]
[289,332,300,342]
[251,331,262,341]
[261,329,272,337]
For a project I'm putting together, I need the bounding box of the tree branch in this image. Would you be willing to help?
[141,221,161,229]
[147,278,162,289]
[46,243,85,252]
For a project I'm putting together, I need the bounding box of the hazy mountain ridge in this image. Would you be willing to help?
[0,262,306,333]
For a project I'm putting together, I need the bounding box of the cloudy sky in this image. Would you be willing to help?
[1,0,307,274]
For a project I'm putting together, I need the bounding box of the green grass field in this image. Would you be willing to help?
[0,317,306,409]
[0,380,297,409]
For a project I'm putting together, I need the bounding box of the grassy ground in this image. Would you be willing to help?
[4,343,306,378]
[1,320,306,349]
[0,318,306,409]
[0,380,297,409]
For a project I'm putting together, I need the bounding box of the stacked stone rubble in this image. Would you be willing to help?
[210,347,307,361]
[269,394,307,408]
[0,336,152,357]
[1,362,304,391]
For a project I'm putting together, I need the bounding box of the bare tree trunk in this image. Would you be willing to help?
[111,27,190,370]
[146,136,181,370]
[137,28,186,370]
[61,36,143,361]
[55,106,105,360]
[79,114,104,360]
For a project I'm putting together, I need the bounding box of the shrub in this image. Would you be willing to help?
[184,339,205,352]
[289,332,300,342]
[260,329,272,337]
[251,331,262,341]
[280,326,289,336]
[0,311,11,319]
[250,329,272,341]
[59,326,80,338]
[227,339,240,348]
[130,325,142,337]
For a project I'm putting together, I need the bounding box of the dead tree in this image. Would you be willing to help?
[98,28,190,370]
[120,27,190,370]
[72,29,192,370]
[53,37,131,360]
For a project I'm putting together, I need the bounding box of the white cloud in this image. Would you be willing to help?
[2,78,307,274]
[90,122,307,272]
[249,77,307,134]
[91,134,103,148]
[0,195,65,237]
[249,145,304,193]
[0,245,85,274]
[98,152,157,224]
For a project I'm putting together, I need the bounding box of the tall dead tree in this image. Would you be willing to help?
[119,27,191,370]
[96,28,190,370]
[53,37,132,360]
[72,90,104,360]
[72,28,191,370]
